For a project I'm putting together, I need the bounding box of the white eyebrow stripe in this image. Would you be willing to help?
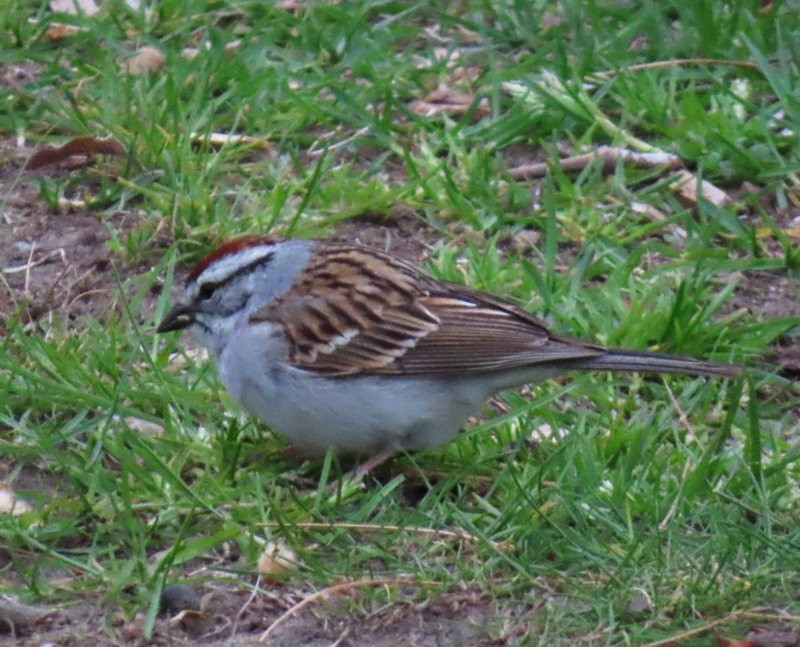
[196,246,274,284]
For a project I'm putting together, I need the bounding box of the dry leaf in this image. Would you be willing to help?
[257,540,298,576]
[509,229,541,251]
[432,47,460,66]
[123,417,164,435]
[432,48,482,85]
[44,22,82,40]
[121,46,166,75]
[630,201,669,221]
[450,64,483,86]
[0,483,15,513]
[0,482,33,516]
[276,0,303,9]
[670,169,731,208]
[717,636,755,647]
[414,48,482,85]
[423,25,453,44]
[409,85,489,118]
[27,136,125,170]
[50,0,99,15]
[225,39,242,53]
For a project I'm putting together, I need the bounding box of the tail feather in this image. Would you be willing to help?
[568,348,741,379]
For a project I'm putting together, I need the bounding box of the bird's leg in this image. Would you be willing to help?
[354,448,397,479]
[326,448,397,494]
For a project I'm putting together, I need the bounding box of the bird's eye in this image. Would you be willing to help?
[198,282,216,300]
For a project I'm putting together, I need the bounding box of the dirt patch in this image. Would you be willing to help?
[728,272,800,321]
[3,582,527,646]
[0,61,43,89]
[726,271,800,374]
[327,205,439,262]
[0,138,167,331]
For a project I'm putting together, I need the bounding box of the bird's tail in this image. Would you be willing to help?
[568,348,741,379]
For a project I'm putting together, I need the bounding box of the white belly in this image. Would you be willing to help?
[213,321,563,453]
[240,369,487,452]
[214,324,489,452]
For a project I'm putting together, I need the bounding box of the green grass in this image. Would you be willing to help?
[1,1,799,644]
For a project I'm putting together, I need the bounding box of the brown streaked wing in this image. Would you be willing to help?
[251,243,605,376]
[378,289,604,375]
[250,244,441,375]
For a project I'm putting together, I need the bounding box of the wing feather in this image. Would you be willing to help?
[250,243,603,376]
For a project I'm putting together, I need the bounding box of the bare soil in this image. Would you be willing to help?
[2,582,528,646]
[0,141,166,332]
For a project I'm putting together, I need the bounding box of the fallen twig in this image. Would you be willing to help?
[588,57,758,81]
[508,145,683,180]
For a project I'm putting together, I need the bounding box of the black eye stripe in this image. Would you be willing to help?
[194,251,275,298]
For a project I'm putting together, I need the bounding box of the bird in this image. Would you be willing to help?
[157,235,740,455]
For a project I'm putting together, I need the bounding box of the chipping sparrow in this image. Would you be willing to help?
[157,236,740,453]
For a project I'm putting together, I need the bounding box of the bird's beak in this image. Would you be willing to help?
[156,303,196,333]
